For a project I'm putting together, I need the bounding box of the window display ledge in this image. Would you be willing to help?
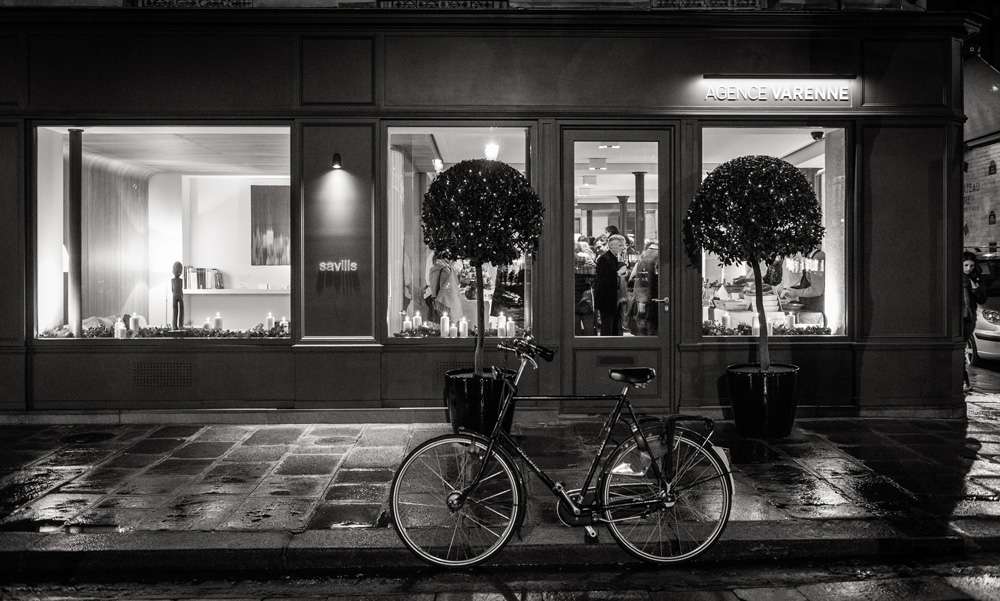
[679,337,852,351]
[31,337,292,349]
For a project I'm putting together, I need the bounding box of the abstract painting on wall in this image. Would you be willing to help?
[250,185,291,266]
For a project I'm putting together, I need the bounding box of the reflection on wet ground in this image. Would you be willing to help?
[0,394,998,537]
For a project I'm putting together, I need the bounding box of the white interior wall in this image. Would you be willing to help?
[185,175,291,329]
[147,173,184,327]
[35,129,65,332]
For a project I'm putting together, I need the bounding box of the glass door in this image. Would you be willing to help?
[562,128,672,413]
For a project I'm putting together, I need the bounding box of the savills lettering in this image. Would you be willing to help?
[318,260,358,272]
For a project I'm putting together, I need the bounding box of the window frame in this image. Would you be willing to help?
[692,119,855,343]
[28,119,298,347]
[377,119,539,346]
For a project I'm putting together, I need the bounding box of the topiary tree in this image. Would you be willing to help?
[683,155,824,371]
[422,159,543,375]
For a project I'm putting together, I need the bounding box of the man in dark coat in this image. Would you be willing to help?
[595,234,626,336]
[964,251,988,391]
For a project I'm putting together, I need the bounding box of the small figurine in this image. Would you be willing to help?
[171,261,185,330]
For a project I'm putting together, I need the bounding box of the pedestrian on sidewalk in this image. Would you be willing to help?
[963,251,987,392]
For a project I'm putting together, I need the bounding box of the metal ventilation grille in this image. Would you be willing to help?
[134,361,194,388]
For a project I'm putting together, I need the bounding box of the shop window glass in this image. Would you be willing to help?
[387,127,531,338]
[572,141,659,337]
[700,127,847,336]
[35,126,292,339]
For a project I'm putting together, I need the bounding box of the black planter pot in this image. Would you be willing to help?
[445,368,515,435]
[726,363,800,439]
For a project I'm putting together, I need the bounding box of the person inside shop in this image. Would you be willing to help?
[575,235,598,335]
[630,241,659,336]
[776,247,826,325]
[963,251,988,392]
[595,234,628,336]
[427,253,464,324]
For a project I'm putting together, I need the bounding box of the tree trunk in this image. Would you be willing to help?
[474,263,486,377]
[750,260,770,372]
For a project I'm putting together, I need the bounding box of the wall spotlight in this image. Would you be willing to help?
[332,153,343,169]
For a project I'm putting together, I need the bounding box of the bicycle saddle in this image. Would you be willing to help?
[608,367,656,384]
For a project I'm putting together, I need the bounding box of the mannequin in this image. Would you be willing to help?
[171,261,185,330]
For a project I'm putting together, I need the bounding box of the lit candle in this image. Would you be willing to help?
[413,311,423,329]
[785,313,795,329]
[440,313,450,338]
[449,325,458,338]
[265,312,275,329]
[459,318,468,338]
[399,311,406,332]
[402,316,413,331]
[497,312,507,336]
[213,312,223,330]
[489,316,498,331]
[129,315,140,332]
[752,319,760,336]
[506,320,516,338]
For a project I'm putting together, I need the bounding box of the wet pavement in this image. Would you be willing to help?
[0,381,999,573]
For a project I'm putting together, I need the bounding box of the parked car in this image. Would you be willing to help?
[969,253,1000,365]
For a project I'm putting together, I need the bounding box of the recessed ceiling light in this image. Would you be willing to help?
[588,157,607,171]
[598,144,621,150]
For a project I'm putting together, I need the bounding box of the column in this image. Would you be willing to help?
[66,128,83,338]
[617,195,629,236]
[633,171,646,248]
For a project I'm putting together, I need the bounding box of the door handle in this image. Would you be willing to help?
[651,297,670,311]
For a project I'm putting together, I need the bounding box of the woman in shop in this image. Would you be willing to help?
[575,235,598,335]
[630,241,659,336]
[595,234,628,336]
[427,253,464,324]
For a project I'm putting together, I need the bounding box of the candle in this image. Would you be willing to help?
[129,315,140,332]
[506,320,516,338]
[721,314,730,328]
[413,311,423,329]
[784,313,795,329]
[265,312,275,329]
[440,313,450,338]
[449,325,458,338]
[459,318,468,338]
[213,312,223,330]
[767,321,774,336]
[402,316,413,332]
[497,312,507,336]
[203,317,211,330]
[399,311,407,332]
[489,316,498,331]
[752,320,760,336]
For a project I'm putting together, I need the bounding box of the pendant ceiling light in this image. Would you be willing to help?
[484,141,500,161]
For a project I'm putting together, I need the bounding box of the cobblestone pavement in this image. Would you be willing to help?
[1,394,999,536]
[3,554,1000,600]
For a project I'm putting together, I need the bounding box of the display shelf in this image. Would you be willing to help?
[183,289,290,295]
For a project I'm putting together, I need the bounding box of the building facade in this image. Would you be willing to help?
[0,7,975,419]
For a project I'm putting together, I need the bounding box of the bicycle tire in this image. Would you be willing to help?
[390,433,523,568]
[599,431,732,564]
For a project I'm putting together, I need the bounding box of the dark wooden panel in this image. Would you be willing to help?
[862,39,948,108]
[301,37,375,105]
[0,350,26,410]
[385,35,856,108]
[301,124,375,338]
[0,126,22,343]
[32,350,293,406]
[572,350,660,410]
[861,126,946,338]
[854,346,960,408]
[295,349,380,403]
[81,155,149,320]
[29,35,295,112]
[0,36,20,106]
[380,349,530,402]
[677,346,854,409]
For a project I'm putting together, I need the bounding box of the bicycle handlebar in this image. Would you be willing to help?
[497,335,556,362]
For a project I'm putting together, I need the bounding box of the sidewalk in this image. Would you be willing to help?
[1,395,999,577]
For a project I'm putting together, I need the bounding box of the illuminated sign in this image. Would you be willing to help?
[701,78,853,105]
[318,259,358,272]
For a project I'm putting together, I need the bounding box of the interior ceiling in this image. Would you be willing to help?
[390,127,528,170]
[39,127,291,176]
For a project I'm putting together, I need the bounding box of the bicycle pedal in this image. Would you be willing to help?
[583,526,599,544]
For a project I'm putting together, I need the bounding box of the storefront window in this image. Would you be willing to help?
[572,141,659,337]
[387,127,531,338]
[35,126,292,339]
[700,127,847,336]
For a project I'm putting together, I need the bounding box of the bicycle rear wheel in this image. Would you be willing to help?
[600,432,732,564]
[391,433,522,568]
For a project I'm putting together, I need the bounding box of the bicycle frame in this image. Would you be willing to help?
[458,355,676,519]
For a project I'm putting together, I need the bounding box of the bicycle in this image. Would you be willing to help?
[390,335,734,567]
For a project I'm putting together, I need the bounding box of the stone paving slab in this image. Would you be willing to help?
[0,400,999,575]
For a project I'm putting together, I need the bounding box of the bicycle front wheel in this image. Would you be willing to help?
[391,434,522,568]
[600,432,732,564]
